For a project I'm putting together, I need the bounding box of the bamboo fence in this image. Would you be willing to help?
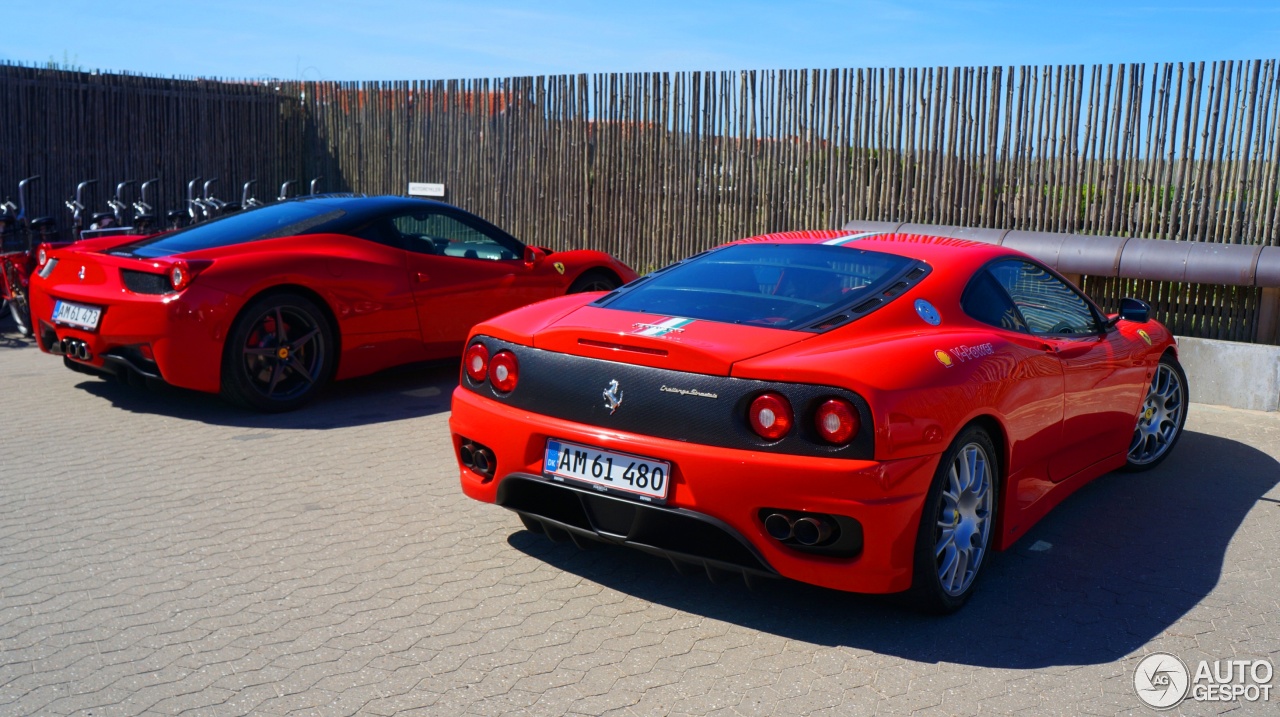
[0,65,302,224]
[4,60,1280,342]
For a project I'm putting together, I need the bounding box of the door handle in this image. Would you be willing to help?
[414,272,430,283]
[1038,342,1056,353]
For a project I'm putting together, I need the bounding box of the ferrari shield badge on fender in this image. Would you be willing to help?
[1138,329,1153,345]
[935,349,954,368]
[553,262,565,275]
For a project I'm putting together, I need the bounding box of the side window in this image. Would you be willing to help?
[962,269,1028,332]
[390,212,519,261]
[351,220,402,247]
[989,260,1099,336]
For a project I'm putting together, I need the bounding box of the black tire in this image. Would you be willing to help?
[220,292,334,412]
[9,300,31,336]
[567,270,620,294]
[908,425,1000,614]
[1122,353,1189,472]
[5,263,31,336]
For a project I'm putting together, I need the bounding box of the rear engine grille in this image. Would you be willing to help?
[121,269,173,295]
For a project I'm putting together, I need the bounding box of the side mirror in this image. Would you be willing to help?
[523,246,544,266]
[1118,297,1151,323]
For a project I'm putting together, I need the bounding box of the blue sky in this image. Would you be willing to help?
[3,1,1278,80]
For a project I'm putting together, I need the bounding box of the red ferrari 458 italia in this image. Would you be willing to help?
[29,195,636,411]
[451,230,1188,612]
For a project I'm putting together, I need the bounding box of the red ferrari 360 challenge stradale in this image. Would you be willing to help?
[28,195,636,411]
[450,230,1188,612]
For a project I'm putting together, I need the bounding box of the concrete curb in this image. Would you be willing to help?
[1175,336,1280,412]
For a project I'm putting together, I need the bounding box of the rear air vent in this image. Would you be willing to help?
[852,298,883,313]
[799,259,932,332]
[882,281,909,297]
[593,275,650,306]
[810,314,851,331]
[121,269,173,295]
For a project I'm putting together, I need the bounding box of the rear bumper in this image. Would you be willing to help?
[450,387,942,594]
[498,474,779,584]
[30,279,238,394]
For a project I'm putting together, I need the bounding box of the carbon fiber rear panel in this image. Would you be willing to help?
[463,336,874,459]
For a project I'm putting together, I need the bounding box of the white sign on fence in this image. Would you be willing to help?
[408,182,445,197]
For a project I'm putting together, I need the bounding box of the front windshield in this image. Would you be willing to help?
[602,243,916,329]
[111,203,348,258]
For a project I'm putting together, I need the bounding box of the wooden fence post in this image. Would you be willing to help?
[1255,287,1280,345]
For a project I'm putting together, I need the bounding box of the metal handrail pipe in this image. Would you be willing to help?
[842,220,1280,288]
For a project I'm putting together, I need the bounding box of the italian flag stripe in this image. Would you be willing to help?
[635,317,694,336]
[822,232,886,245]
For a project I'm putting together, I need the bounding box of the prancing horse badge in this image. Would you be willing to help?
[602,379,623,414]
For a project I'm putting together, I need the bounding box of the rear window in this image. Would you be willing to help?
[601,243,917,329]
[110,203,348,258]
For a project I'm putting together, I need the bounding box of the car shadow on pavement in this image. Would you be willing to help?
[507,429,1279,668]
[71,361,460,429]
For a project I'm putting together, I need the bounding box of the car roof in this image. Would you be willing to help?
[285,194,457,225]
[729,229,1022,272]
[102,194,485,260]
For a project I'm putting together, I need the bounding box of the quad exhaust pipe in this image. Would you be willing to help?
[763,512,834,547]
[458,438,496,479]
[60,338,92,361]
[792,517,833,546]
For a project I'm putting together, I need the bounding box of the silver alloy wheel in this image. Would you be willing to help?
[1128,362,1185,466]
[935,442,994,597]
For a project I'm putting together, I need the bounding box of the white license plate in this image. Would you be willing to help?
[52,300,102,330]
[544,439,671,503]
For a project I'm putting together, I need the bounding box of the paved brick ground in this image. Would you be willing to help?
[1,323,1277,716]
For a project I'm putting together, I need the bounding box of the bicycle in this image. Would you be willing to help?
[2,176,56,335]
[65,179,99,239]
[131,178,161,234]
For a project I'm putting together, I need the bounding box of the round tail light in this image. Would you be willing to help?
[488,350,519,392]
[464,342,489,382]
[748,392,793,441]
[815,398,859,444]
[36,244,48,268]
[169,260,191,290]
